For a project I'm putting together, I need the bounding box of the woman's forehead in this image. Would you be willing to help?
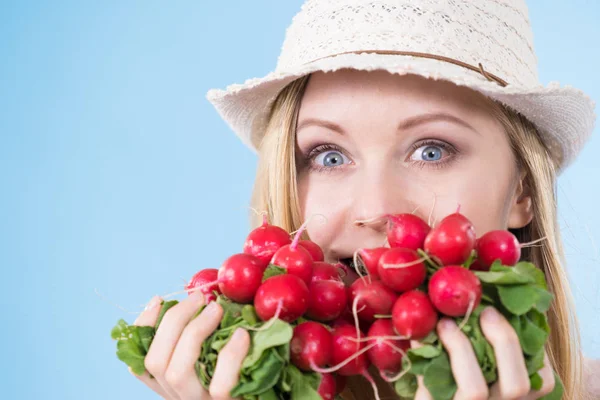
[299,69,490,119]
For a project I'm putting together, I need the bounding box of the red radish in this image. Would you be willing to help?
[335,375,347,395]
[348,277,397,323]
[185,268,220,302]
[330,324,371,376]
[317,373,337,400]
[357,247,388,279]
[312,262,343,282]
[367,319,410,374]
[217,254,265,304]
[290,321,333,371]
[476,230,521,269]
[337,262,360,286]
[377,248,426,293]
[243,215,291,268]
[307,280,348,322]
[387,213,431,250]
[424,212,476,265]
[392,290,438,340]
[299,240,325,262]
[254,274,309,322]
[270,222,314,285]
[469,259,488,272]
[428,266,482,317]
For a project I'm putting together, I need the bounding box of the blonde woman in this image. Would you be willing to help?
[130,0,597,399]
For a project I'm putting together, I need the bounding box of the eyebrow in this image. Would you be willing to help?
[398,112,480,135]
[297,118,346,135]
[296,112,479,136]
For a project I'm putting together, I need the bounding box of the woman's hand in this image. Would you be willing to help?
[130,291,250,400]
[414,307,555,400]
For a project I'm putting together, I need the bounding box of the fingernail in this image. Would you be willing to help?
[203,301,220,316]
[483,306,501,322]
[144,295,161,311]
[439,318,456,331]
[232,327,247,341]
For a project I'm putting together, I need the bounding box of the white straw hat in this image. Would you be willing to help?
[206,0,595,172]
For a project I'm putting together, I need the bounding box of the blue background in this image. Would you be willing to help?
[1,1,598,398]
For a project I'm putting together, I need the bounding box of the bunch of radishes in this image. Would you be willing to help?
[114,210,557,400]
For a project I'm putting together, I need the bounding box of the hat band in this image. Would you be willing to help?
[304,50,508,87]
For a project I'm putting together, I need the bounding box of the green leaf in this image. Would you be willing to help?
[514,262,547,289]
[526,349,545,376]
[540,371,564,400]
[534,288,554,313]
[497,284,539,315]
[155,300,178,328]
[394,373,418,399]
[242,305,259,325]
[409,344,441,358]
[423,353,457,400]
[242,319,293,369]
[231,349,284,397]
[287,365,323,400]
[258,388,279,400]
[530,372,543,391]
[111,321,156,376]
[475,265,535,285]
[217,296,245,327]
[509,314,548,356]
[263,265,287,281]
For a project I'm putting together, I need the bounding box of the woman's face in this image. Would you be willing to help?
[296,70,533,264]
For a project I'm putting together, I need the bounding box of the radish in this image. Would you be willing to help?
[243,215,291,268]
[392,290,438,340]
[312,262,343,283]
[306,280,347,322]
[476,230,521,269]
[377,248,426,293]
[428,266,482,317]
[469,259,488,272]
[356,247,388,279]
[348,277,397,323]
[217,254,265,304]
[254,274,309,322]
[387,213,431,250]
[329,324,371,376]
[424,212,476,265]
[185,268,220,302]
[270,223,314,285]
[317,373,336,400]
[367,319,410,375]
[290,321,333,371]
[299,239,325,262]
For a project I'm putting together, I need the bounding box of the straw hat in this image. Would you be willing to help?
[206,0,595,172]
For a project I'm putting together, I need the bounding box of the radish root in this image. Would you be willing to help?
[381,257,427,270]
[246,300,284,332]
[309,341,377,374]
[520,236,548,248]
[456,292,477,332]
[94,288,141,314]
[353,215,388,227]
[362,370,382,400]
[380,341,412,382]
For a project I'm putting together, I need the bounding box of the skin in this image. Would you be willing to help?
[131,70,556,399]
[296,70,554,399]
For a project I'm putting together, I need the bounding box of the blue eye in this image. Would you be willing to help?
[314,150,349,167]
[410,144,446,162]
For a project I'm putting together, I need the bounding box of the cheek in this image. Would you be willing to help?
[421,169,515,235]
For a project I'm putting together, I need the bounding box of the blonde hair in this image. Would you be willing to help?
[249,74,585,399]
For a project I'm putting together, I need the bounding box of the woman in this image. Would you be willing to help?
[130,0,597,399]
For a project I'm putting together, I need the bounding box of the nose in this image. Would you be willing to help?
[350,167,413,234]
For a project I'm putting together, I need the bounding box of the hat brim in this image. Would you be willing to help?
[206,53,595,172]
